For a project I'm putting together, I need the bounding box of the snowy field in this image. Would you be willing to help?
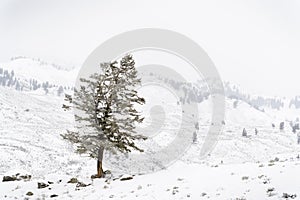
[1,85,300,199]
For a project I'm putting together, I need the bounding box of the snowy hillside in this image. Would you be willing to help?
[1,85,300,199]
[0,58,300,199]
[2,57,78,86]
[0,57,78,94]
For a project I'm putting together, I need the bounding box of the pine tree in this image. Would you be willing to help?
[57,86,64,96]
[242,128,247,137]
[63,54,146,178]
[280,122,284,131]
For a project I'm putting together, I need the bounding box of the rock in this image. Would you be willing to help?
[104,170,112,179]
[172,186,179,195]
[137,185,142,190]
[201,192,207,196]
[109,195,114,198]
[48,181,54,184]
[283,193,297,199]
[267,188,275,193]
[120,175,133,181]
[67,178,78,184]
[104,170,112,175]
[258,175,264,179]
[263,180,269,184]
[242,176,249,180]
[2,176,17,182]
[19,175,31,181]
[38,182,49,189]
[26,191,33,196]
[76,182,90,188]
[50,194,58,198]
[3,173,31,182]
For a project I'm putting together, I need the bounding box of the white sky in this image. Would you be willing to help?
[0,0,299,97]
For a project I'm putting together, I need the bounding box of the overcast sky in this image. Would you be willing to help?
[0,0,299,97]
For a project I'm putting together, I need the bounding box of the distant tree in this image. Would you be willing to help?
[272,123,275,128]
[242,128,247,137]
[255,128,258,135]
[280,122,284,131]
[42,81,49,94]
[62,55,146,178]
[292,124,299,134]
[15,81,20,91]
[233,100,238,109]
[57,86,64,96]
[193,122,199,143]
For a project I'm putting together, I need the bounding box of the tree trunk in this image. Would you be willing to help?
[97,146,104,178]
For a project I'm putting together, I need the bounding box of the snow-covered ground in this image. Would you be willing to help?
[1,85,300,199]
[0,57,300,199]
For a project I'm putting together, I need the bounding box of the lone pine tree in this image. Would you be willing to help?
[63,55,146,178]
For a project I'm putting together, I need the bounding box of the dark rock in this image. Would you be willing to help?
[38,182,49,189]
[26,191,33,196]
[76,181,90,188]
[2,176,17,182]
[19,175,31,181]
[50,194,58,198]
[120,175,133,181]
[67,178,78,183]
[103,185,109,189]
[283,193,297,199]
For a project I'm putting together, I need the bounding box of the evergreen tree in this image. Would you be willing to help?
[57,86,64,96]
[242,128,247,137]
[280,122,284,131]
[63,54,145,178]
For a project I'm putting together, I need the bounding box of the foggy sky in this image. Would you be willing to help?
[0,0,299,97]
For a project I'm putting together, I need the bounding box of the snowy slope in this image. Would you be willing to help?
[0,87,93,177]
[0,57,78,87]
[0,68,300,199]
[0,87,300,199]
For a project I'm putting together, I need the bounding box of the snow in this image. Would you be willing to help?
[1,159,300,199]
[0,65,300,199]
[0,57,78,87]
